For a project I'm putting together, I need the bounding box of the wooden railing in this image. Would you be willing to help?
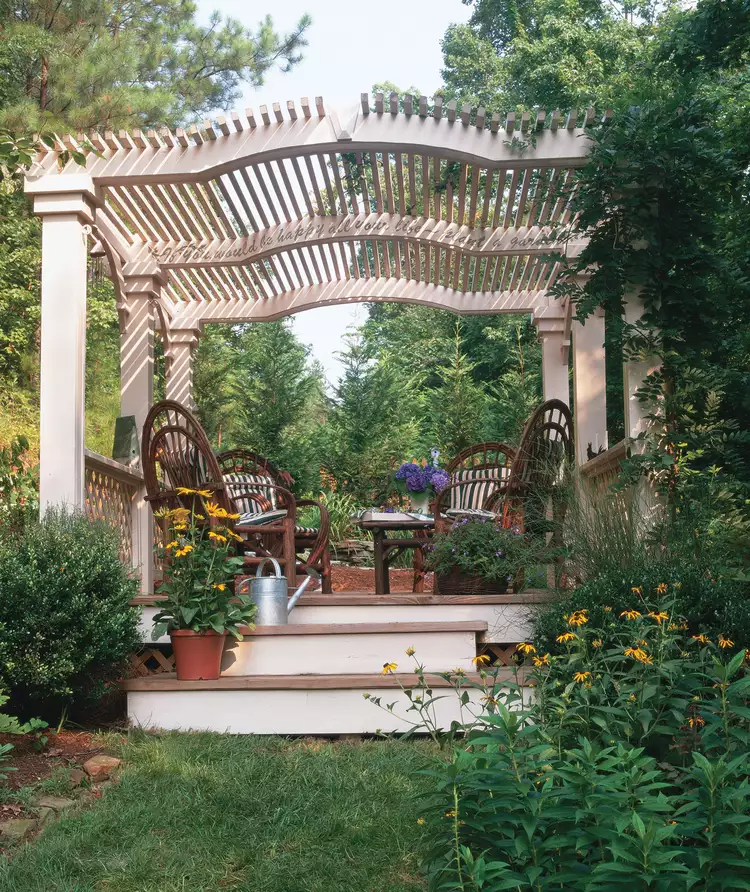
[579,439,629,490]
[84,449,150,589]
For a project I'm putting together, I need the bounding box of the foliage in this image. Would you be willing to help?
[152,493,254,640]
[0,692,47,781]
[0,732,434,891]
[393,460,450,498]
[380,610,750,890]
[0,1,310,132]
[0,509,140,715]
[0,434,37,537]
[425,517,530,583]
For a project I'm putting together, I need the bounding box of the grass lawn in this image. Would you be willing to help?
[0,732,435,892]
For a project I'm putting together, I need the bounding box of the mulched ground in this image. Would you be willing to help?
[330,566,434,592]
[0,730,102,791]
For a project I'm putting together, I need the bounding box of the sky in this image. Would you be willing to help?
[197,0,472,386]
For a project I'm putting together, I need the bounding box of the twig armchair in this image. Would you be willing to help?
[432,442,517,534]
[217,448,332,593]
[141,401,298,587]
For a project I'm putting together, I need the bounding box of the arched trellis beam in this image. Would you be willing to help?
[29,101,592,187]
[142,217,587,269]
[168,277,554,328]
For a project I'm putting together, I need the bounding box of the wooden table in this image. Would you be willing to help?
[357,514,434,595]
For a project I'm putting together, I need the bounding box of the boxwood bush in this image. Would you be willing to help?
[0,508,140,716]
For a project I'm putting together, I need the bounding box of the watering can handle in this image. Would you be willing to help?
[255,557,282,579]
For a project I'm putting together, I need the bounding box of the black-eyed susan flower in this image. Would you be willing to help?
[556,632,576,644]
[718,635,734,649]
[648,611,669,624]
[176,487,213,497]
[592,639,603,648]
[532,653,551,667]
[174,545,194,558]
[568,610,589,628]
[573,671,591,683]
[620,609,641,620]
[212,583,227,591]
[472,653,490,666]
[687,716,705,729]
[381,662,398,675]
[405,646,415,657]
[631,586,643,595]
[656,583,668,595]
[208,531,227,544]
[517,642,536,655]
[692,634,710,644]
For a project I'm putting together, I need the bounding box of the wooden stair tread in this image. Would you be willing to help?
[130,590,550,607]
[233,620,487,636]
[123,670,527,691]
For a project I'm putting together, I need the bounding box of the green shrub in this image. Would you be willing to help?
[383,609,750,890]
[0,508,140,716]
[535,564,750,654]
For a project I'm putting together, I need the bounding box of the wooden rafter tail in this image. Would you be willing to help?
[175,128,189,147]
[300,97,311,120]
[535,109,546,131]
[231,111,244,132]
[475,107,486,129]
[389,92,398,115]
[565,110,577,131]
[505,112,516,134]
[88,131,107,153]
[216,116,231,136]
[460,104,471,126]
[419,95,428,118]
[584,107,596,127]
[403,94,413,116]
[315,96,325,118]
[550,110,562,131]
[374,92,384,115]
[520,112,531,133]
[490,112,501,134]
[360,93,369,115]
[260,105,271,126]
[118,130,135,151]
[433,95,443,120]
[246,108,257,129]
[447,100,457,123]
[146,130,161,149]
[287,100,298,122]
[272,103,284,124]
[159,128,177,147]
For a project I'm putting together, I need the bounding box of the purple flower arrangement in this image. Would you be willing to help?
[395,461,450,495]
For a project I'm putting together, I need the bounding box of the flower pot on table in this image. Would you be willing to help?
[170,629,227,680]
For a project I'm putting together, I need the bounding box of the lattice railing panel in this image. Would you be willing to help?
[84,451,144,565]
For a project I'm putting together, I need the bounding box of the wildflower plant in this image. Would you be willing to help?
[366,605,750,890]
[151,489,255,640]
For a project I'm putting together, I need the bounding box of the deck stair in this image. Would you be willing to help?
[126,590,543,734]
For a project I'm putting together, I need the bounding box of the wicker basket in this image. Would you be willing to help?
[436,569,509,596]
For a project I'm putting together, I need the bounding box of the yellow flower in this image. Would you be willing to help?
[573,671,591,683]
[687,716,705,729]
[444,809,457,818]
[568,610,589,628]
[208,531,228,544]
[532,653,551,667]
[718,635,734,649]
[169,507,191,520]
[648,611,669,624]
[674,582,682,589]
[624,647,652,665]
[165,540,179,550]
[406,646,416,657]
[417,817,425,825]
[692,634,710,645]
[517,641,536,655]
[472,653,490,666]
[592,639,603,648]
[621,609,642,620]
[226,530,243,542]
[176,487,214,498]
[656,583,668,595]
[453,667,466,677]
[629,693,637,702]
[174,523,188,531]
[205,502,229,518]
[631,587,643,595]
[381,662,398,675]
[174,545,194,558]
[482,693,499,708]
[556,632,577,644]
[212,583,227,591]
[603,606,613,613]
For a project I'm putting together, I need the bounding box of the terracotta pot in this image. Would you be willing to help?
[436,569,509,596]
[170,629,226,680]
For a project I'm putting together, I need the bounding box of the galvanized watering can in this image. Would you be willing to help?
[239,558,319,625]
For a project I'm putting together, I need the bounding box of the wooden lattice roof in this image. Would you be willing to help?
[26,93,598,328]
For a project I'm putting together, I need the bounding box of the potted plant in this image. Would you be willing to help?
[393,458,450,514]
[425,517,529,595]
[152,491,256,680]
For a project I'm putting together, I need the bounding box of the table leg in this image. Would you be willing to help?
[373,530,387,595]
[412,540,424,592]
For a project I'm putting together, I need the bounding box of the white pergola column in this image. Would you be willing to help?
[534,312,570,406]
[120,272,165,595]
[165,329,201,410]
[572,308,607,462]
[623,292,661,442]
[31,188,95,512]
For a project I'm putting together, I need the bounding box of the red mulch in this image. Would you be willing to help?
[330,566,434,593]
[0,730,102,791]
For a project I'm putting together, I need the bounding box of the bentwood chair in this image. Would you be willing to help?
[217,448,332,593]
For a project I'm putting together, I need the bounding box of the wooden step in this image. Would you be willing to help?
[124,671,528,735]
[221,621,487,676]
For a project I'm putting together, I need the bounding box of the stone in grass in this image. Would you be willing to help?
[1,819,37,842]
[36,796,76,812]
[83,755,121,780]
[68,768,86,788]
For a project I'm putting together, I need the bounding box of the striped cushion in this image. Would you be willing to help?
[448,467,508,513]
[224,472,277,513]
[295,526,318,536]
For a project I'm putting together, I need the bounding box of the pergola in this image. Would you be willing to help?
[24,92,652,590]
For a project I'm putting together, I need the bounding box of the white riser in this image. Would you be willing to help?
[221,629,477,676]
[128,687,488,734]
[139,603,535,645]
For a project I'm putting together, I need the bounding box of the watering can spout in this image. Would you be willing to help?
[288,568,320,613]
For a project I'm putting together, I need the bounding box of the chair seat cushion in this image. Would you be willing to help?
[445,507,497,520]
[295,526,318,537]
[236,509,287,527]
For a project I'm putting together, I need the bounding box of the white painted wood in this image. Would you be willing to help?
[573,308,608,463]
[221,628,478,676]
[164,329,200,409]
[138,601,537,645]
[536,315,570,406]
[623,292,660,441]
[128,686,493,735]
[35,196,93,511]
